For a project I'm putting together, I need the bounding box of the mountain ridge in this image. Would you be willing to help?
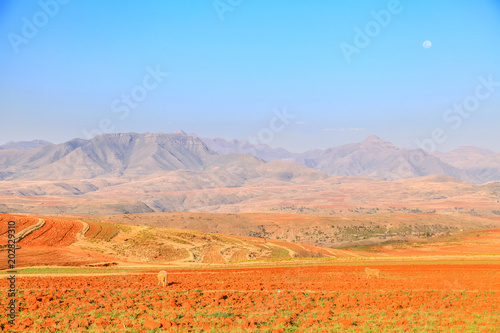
[2,132,500,184]
[0,139,53,151]
[1,131,500,215]
[200,134,499,184]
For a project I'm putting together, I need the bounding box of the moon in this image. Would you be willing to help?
[423,40,432,49]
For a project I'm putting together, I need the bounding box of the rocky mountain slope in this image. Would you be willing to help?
[1,131,500,215]
[201,135,500,184]
[4,132,499,183]
[0,132,220,180]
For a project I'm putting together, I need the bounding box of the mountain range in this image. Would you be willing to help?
[201,134,499,184]
[1,131,499,214]
[1,131,499,184]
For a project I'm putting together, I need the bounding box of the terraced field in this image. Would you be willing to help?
[84,221,119,242]
[0,214,363,268]
[0,215,39,244]
[1,213,500,331]
[20,218,81,247]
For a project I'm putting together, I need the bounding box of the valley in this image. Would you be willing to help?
[1,132,500,332]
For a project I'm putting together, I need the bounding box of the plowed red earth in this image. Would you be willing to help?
[0,247,117,271]
[84,221,104,239]
[1,264,499,332]
[84,221,118,241]
[0,215,39,244]
[20,218,81,247]
[0,216,117,270]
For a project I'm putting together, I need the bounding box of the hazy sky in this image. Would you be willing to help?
[1,0,499,153]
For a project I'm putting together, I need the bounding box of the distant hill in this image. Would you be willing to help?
[292,135,466,180]
[0,140,52,151]
[93,212,500,249]
[0,131,328,183]
[0,131,332,213]
[0,132,218,180]
[201,136,295,162]
[201,135,500,183]
[3,132,498,184]
[434,147,500,183]
[1,131,500,215]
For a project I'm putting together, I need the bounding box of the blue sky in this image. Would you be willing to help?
[0,0,499,153]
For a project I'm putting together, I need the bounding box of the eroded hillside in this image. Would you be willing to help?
[0,214,357,269]
[84,212,500,248]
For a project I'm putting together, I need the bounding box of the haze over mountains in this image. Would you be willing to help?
[201,134,499,184]
[1,131,499,184]
[0,132,326,182]
[0,140,52,151]
[1,131,499,215]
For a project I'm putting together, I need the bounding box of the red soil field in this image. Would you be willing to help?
[83,221,101,239]
[0,246,118,270]
[84,221,118,241]
[1,264,498,332]
[0,216,121,270]
[0,215,39,244]
[20,218,82,247]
